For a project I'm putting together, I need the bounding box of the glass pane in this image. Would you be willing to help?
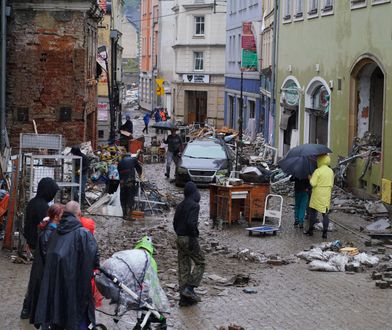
[184,144,227,159]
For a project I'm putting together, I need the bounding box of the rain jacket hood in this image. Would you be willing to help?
[317,154,331,167]
[57,212,82,235]
[309,154,334,213]
[173,182,201,237]
[36,177,59,203]
[184,181,201,203]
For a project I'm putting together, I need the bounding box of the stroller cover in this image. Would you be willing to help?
[95,249,170,316]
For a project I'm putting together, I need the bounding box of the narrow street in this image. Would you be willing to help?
[1,109,390,330]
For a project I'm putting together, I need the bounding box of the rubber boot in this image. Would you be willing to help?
[322,231,328,239]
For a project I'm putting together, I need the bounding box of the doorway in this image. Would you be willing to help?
[186,91,207,124]
[304,79,331,146]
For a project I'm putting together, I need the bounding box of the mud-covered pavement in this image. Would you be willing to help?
[1,107,391,329]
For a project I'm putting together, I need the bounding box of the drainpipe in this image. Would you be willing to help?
[0,1,7,150]
[270,0,280,146]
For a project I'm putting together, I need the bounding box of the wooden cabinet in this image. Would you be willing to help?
[210,183,270,225]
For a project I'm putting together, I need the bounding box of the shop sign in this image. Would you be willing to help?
[182,74,210,83]
[97,102,109,121]
[241,49,258,71]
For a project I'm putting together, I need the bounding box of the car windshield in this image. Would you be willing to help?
[183,143,226,159]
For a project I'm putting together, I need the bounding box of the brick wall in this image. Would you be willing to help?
[6,4,101,149]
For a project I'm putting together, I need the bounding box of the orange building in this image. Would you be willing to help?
[139,0,159,112]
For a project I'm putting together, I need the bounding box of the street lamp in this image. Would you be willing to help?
[98,45,115,143]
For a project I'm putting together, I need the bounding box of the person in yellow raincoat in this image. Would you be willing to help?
[304,154,334,238]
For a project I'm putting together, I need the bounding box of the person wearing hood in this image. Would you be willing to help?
[23,177,59,251]
[70,146,90,206]
[24,204,64,328]
[173,182,205,305]
[21,178,59,319]
[304,154,334,239]
[34,201,99,330]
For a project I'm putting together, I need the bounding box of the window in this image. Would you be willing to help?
[321,0,333,13]
[351,0,367,9]
[283,0,292,21]
[295,0,304,18]
[194,52,204,71]
[248,100,255,119]
[308,0,318,17]
[17,107,29,122]
[372,0,391,5]
[194,16,205,36]
[59,107,72,121]
[98,130,104,139]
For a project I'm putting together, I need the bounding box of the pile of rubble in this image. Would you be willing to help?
[372,260,392,289]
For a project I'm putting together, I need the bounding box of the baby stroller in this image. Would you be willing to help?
[95,238,170,330]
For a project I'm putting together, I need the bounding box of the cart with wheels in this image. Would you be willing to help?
[246,194,283,236]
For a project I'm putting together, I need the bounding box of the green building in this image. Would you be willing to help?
[275,0,392,203]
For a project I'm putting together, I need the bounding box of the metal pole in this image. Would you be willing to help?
[0,0,7,150]
[270,0,280,145]
[239,71,243,141]
[109,37,116,143]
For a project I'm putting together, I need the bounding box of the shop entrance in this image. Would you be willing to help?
[185,91,207,124]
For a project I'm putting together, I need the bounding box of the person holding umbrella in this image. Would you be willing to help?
[304,154,334,238]
[291,177,311,229]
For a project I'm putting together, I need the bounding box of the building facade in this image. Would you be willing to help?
[139,0,159,112]
[276,0,392,200]
[171,0,226,127]
[224,0,263,137]
[97,0,124,145]
[157,0,176,116]
[6,0,102,148]
[260,0,275,144]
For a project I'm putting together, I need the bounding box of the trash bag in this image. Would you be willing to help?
[95,249,170,316]
[308,254,349,272]
[353,253,379,267]
[297,248,336,262]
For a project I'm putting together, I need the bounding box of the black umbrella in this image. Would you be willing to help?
[278,144,332,179]
[278,155,317,179]
[285,143,332,158]
[150,121,178,130]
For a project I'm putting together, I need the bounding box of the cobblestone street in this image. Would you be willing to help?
[1,110,391,330]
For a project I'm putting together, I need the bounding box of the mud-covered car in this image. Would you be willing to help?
[175,138,234,186]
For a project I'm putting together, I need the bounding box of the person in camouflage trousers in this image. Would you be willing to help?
[173,182,205,306]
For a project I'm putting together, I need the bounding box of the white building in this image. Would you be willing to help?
[170,0,226,126]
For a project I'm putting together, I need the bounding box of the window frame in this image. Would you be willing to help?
[194,51,204,71]
[194,16,205,37]
[307,0,319,19]
[321,0,334,16]
[350,0,367,9]
[294,0,305,20]
[371,0,391,6]
[283,0,293,23]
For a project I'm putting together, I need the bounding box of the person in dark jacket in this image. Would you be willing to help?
[70,146,90,205]
[25,204,64,328]
[291,177,311,229]
[34,201,99,330]
[24,177,59,251]
[21,178,59,319]
[163,129,183,179]
[118,152,143,221]
[173,182,205,305]
[120,114,133,134]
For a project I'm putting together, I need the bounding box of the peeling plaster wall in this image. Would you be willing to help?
[357,71,371,138]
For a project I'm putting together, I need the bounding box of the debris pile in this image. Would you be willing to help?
[297,241,380,272]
